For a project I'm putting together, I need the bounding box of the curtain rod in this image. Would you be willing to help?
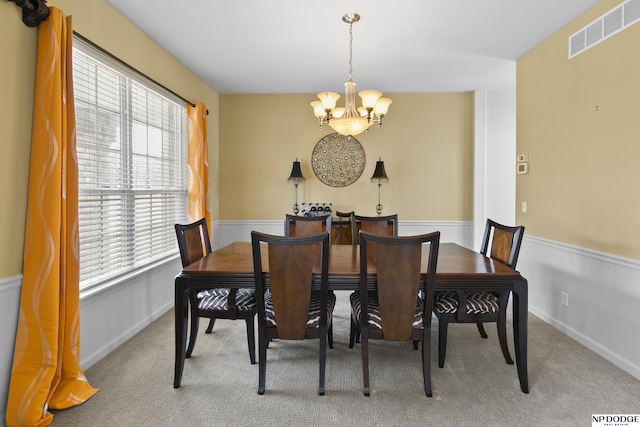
[73,32,209,115]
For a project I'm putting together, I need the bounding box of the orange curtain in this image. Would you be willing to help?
[7,8,98,427]
[186,102,211,234]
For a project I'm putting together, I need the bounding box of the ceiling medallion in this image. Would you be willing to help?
[311,133,365,187]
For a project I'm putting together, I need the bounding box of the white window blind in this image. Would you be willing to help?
[73,36,188,290]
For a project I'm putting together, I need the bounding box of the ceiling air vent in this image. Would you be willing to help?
[569,0,640,58]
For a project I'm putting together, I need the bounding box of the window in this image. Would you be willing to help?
[73,36,188,290]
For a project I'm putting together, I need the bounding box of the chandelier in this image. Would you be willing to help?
[310,13,392,137]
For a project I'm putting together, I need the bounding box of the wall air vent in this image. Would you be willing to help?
[569,0,640,58]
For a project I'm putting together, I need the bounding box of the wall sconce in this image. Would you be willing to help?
[370,158,389,215]
[288,159,305,214]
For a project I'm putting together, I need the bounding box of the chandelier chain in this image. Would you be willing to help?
[348,22,353,81]
[310,13,391,137]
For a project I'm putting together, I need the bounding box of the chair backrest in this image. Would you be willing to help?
[285,214,330,237]
[332,211,354,245]
[354,214,398,237]
[335,210,354,219]
[175,218,212,267]
[353,214,398,261]
[359,231,440,340]
[251,231,330,340]
[479,219,525,269]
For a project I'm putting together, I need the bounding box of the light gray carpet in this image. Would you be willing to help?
[51,293,640,426]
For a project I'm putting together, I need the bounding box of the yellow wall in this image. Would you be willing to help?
[0,6,37,278]
[0,0,478,278]
[0,0,220,278]
[219,92,474,220]
[516,0,640,260]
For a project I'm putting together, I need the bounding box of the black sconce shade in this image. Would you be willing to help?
[289,159,305,182]
[371,158,389,183]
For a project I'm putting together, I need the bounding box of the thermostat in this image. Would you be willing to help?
[517,162,529,174]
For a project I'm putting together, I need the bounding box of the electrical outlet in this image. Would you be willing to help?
[521,201,527,213]
[561,291,569,307]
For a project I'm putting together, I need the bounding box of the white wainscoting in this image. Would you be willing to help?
[78,256,181,369]
[518,235,640,380]
[211,220,474,250]
[3,224,637,421]
[0,275,21,425]
[0,257,181,424]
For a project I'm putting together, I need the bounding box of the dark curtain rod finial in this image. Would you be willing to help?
[10,0,50,27]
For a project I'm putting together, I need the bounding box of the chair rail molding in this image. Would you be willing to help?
[212,220,473,250]
[518,234,640,380]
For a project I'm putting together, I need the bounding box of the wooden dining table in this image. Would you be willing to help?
[174,242,529,393]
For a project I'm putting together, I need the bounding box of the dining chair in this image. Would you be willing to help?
[332,210,354,245]
[284,213,334,347]
[349,231,440,396]
[175,218,257,364]
[250,231,335,395]
[335,210,354,219]
[284,213,331,237]
[432,219,525,368]
[348,213,398,347]
[352,214,398,247]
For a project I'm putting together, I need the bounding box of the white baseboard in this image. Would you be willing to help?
[520,235,640,379]
[2,226,637,424]
[80,301,173,369]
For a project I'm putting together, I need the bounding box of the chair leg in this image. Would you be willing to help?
[422,331,432,397]
[328,321,334,349]
[496,319,514,365]
[185,294,199,358]
[349,314,357,349]
[476,322,488,338]
[319,325,327,396]
[185,316,199,358]
[497,291,514,365]
[205,318,216,334]
[257,328,267,395]
[413,340,419,350]
[361,328,370,396]
[438,317,449,368]
[245,315,256,365]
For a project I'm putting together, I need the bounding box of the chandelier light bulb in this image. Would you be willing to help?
[310,13,391,137]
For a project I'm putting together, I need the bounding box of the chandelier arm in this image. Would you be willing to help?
[311,13,391,137]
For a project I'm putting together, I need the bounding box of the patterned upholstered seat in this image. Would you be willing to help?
[349,231,440,397]
[197,288,256,312]
[348,214,398,347]
[175,218,257,364]
[350,291,424,330]
[265,291,336,329]
[432,219,524,369]
[434,291,500,315]
[251,230,334,396]
[283,213,334,346]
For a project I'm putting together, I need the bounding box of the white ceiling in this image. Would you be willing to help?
[103,0,599,94]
